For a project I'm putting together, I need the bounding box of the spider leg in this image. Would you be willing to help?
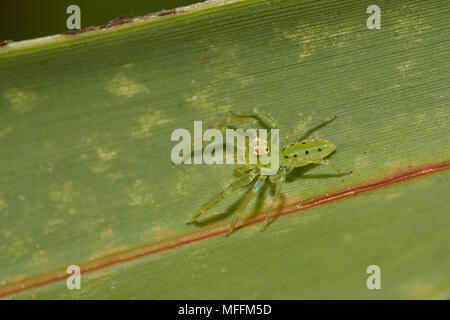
[261,173,285,232]
[296,115,337,142]
[187,168,261,224]
[283,116,312,143]
[235,165,256,177]
[218,117,259,130]
[230,108,278,129]
[227,175,267,237]
[189,118,256,151]
[186,120,252,163]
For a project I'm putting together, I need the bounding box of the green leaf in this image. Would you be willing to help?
[11,170,450,299]
[1,0,449,298]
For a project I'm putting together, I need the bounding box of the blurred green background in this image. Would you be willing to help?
[0,0,201,42]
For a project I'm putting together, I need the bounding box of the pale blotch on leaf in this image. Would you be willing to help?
[97,147,118,161]
[396,60,415,72]
[416,114,426,124]
[400,281,438,299]
[284,23,353,62]
[354,154,370,171]
[88,245,129,262]
[283,28,317,62]
[50,181,78,209]
[385,159,408,173]
[142,226,177,242]
[433,108,447,129]
[127,179,154,206]
[239,75,254,89]
[43,219,65,235]
[107,74,148,98]
[0,126,14,138]
[91,163,110,173]
[185,90,215,110]
[2,234,34,263]
[184,90,230,112]
[132,110,171,138]
[385,192,402,201]
[0,198,7,212]
[29,249,51,269]
[4,88,40,113]
[100,227,114,240]
[283,24,311,41]
[107,171,123,183]
[87,270,116,281]
[2,229,12,239]
[392,12,432,41]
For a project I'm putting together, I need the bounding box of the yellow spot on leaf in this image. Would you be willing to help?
[107,171,123,183]
[88,245,129,262]
[132,110,171,138]
[416,114,426,123]
[239,75,254,88]
[4,88,40,113]
[97,147,117,161]
[142,225,177,242]
[100,228,114,240]
[400,281,438,299]
[354,155,370,170]
[50,181,78,209]
[396,60,415,72]
[91,163,109,173]
[44,219,65,235]
[127,179,154,206]
[107,74,147,97]
[0,126,14,138]
[0,198,7,212]
[29,249,51,269]
[385,192,402,201]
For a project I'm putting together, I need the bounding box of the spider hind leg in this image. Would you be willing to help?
[187,168,260,224]
[226,175,267,237]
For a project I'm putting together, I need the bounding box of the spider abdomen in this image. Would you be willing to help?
[280,139,336,168]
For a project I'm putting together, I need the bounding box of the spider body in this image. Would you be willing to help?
[187,108,351,236]
[281,140,336,168]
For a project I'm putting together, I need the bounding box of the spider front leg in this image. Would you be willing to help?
[227,175,267,237]
[230,108,278,129]
[189,116,258,149]
[283,116,312,143]
[186,118,255,163]
[296,115,337,142]
[187,168,261,224]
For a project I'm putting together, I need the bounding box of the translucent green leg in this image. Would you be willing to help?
[187,168,261,224]
[227,175,267,237]
[234,165,256,177]
[189,117,258,150]
[218,117,259,130]
[260,174,285,232]
[230,108,278,129]
[283,116,312,143]
[296,115,337,142]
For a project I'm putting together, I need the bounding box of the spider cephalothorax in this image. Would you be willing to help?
[187,108,351,236]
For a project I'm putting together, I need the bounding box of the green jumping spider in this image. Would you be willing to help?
[187,108,352,236]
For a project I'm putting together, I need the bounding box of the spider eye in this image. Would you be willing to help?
[265,148,269,152]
